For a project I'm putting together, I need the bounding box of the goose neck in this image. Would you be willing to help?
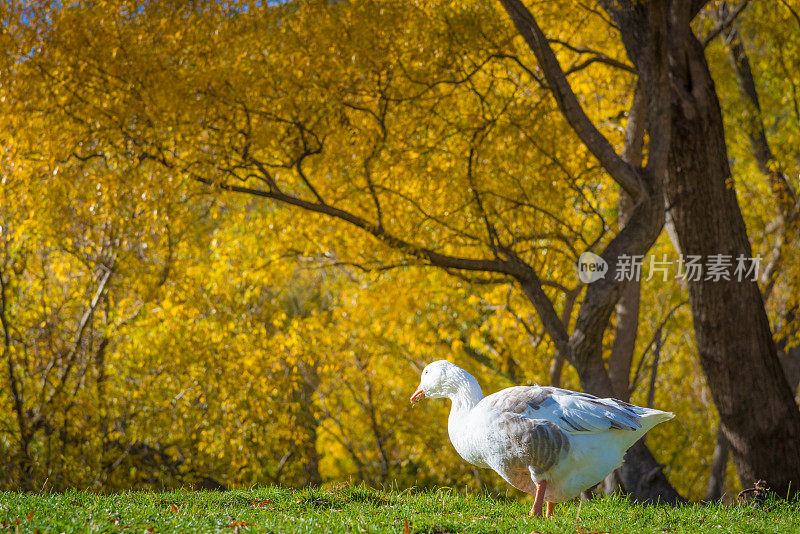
[447,370,484,413]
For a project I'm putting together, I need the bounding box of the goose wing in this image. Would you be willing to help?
[482,385,643,434]
[488,411,571,474]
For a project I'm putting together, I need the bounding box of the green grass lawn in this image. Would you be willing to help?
[1,485,798,533]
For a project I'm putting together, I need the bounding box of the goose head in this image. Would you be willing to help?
[410,360,481,403]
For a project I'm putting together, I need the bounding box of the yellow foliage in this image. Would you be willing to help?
[0,0,796,501]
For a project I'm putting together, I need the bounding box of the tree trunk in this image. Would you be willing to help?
[618,439,677,503]
[608,81,647,403]
[608,260,640,401]
[290,363,322,487]
[501,0,684,502]
[778,340,800,397]
[721,13,800,403]
[663,27,800,497]
[703,338,800,501]
[705,426,729,501]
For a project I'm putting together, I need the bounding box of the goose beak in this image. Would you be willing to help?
[410,385,425,403]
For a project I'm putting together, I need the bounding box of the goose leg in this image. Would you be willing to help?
[529,480,547,517]
[546,501,555,517]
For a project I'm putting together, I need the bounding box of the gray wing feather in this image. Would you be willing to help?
[492,413,570,472]
[484,385,643,434]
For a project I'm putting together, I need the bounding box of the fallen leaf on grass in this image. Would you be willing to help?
[228,520,252,534]
[403,518,410,534]
[250,500,272,508]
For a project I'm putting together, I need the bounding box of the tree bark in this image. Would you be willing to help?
[721,12,800,402]
[608,231,640,401]
[661,20,800,498]
[290,362,322,487]
[705,426,729,501]
[778,338,800,396]
[608,81,647,403]
[549,287,578,388]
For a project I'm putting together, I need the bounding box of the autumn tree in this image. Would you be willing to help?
[698,0,800,499]
[5,0,800,499]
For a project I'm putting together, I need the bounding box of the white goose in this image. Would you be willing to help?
[410,360,674,517]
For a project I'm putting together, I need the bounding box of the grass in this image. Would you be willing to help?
[1,485,799,533]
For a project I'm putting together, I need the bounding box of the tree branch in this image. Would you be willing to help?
[630,301,688,393]
[643,0,671,177]
[721,14,798,223]
[564,56,636,76]
[514,262,571,358]
[42,262,114,409]
[781,0,800,30]
[193,176,513,276]
[608,81,647,400]
[691,0,713,20]
[0,263,29,454]
[548,38,636,74]
[702,0,751,48]
[498,0,643,202]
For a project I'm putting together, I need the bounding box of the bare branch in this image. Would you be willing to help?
[781,0,800,30]
[548,38,636,74]
[630,301,688,393]
[721,14,798,222]
[467,146,502,257]
[1,263,29,453]
[702,0,751,48]
[42,262,114,408]
[564,56,636,76]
